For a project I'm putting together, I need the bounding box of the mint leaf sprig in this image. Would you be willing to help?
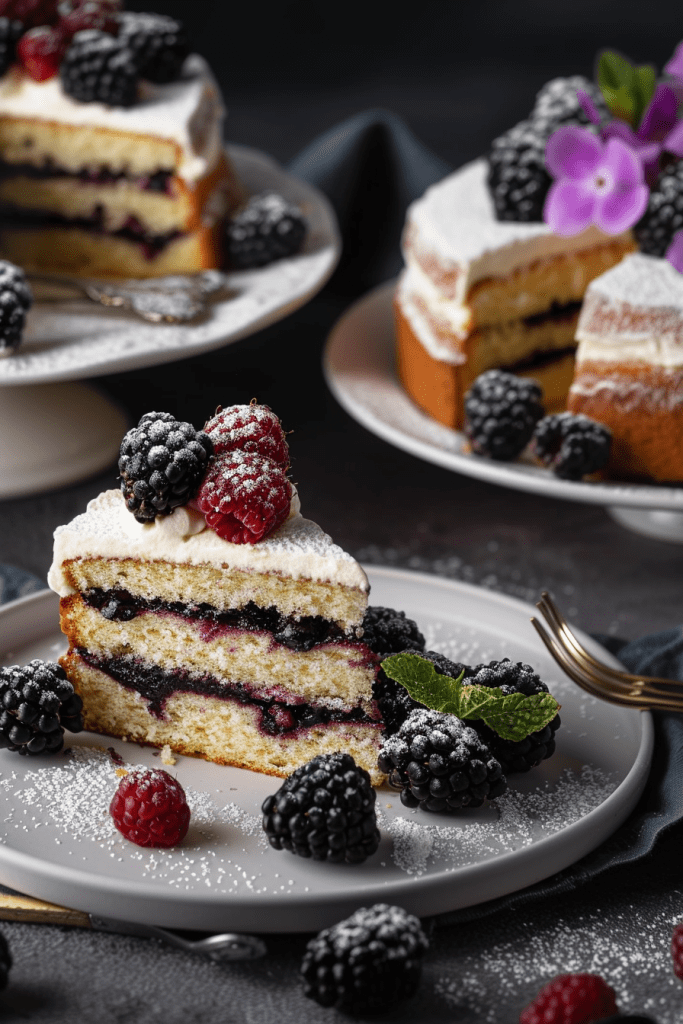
[597,49,657,129]
[381,652,560,743]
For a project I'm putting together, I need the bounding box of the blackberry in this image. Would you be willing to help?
[464,369,544,460]
[0,659,84,755]
[117,11,188,84]
[378,709,507,813]
[0,17,24,76]
[0,931,10,990]
[118,411,213,523]
[261,752,380,863]
[487,118,553,222]
[532,412,612,480]
[362,606,425,659]
[374,647,466,737]
[60,29,139,106]
[633,159,683,258]
[0,259,31,353]
[532,75,608,128]
[464,659,561,774]
[226,192,306,269]
[300,903,429,1015]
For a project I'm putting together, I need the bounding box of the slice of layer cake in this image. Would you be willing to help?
[396,158,635,430]
[48,406,383,782]
[568,252,683,482]
[0,12,242,277]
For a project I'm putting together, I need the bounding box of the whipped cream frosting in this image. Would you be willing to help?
[574,253,683,369]
[0,55,224,182]
[403,159,633,305]
[48,490,369,595]
[397,266,467,364]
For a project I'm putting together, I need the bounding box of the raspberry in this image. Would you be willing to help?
[109,768,190,848]
[17,23,66,79]
[58,0,118,38]
[0,0,58,27]
[203,403,290,468]
[520,974,619,1024]
[672,922,683,979]
[196,450,292,544]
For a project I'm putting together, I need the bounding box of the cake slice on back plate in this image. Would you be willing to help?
[48,404,384,782]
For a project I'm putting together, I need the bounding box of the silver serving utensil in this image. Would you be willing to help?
[28,269,230,324]
[89,914,267,961]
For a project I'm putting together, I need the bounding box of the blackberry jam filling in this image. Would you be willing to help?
[0,160,173,193]
[83,587,358,653]
[79,651,379,737]
[0,206,181,258]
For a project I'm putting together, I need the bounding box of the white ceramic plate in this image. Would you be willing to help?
[0,569,652,933]
[0,145,340,386]
[323,282,683,526]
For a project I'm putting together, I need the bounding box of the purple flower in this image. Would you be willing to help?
[544,126,649,236]
[602,84,680,185]
[666,230,683,274]
[664,41,683,84]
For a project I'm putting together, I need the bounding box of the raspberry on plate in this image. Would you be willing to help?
[672,922,683,979]
[520,973,619,1024]
[196,449,292,544]
[109,768,190,848]
[203,403,290,468]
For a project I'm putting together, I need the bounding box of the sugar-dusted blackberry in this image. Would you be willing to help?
[0,659,84,755]
[464,369,544,460]
[533,412,612,480]
[487,118,553,222]
[532,75,608,127]
[464,658,561,774]
[0,930,10,990]
[261,752,380,863]
[0,260,31,353]
[118,411,213,523]
[0,17,24,75]
[362,606,426,659]
[60,29,139,106]
[226,192,307,269]
[374,647,466,737]
[379,708,507,813]
[117,11,188,84]
[301,903,429,1015]
[633,158,683,258]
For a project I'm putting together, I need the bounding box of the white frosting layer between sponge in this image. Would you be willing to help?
[48,490,369,596]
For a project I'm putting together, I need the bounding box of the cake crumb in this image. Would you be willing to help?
[114,768,128,778]
[161,745,177,766]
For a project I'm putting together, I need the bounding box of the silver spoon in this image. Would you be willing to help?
[89,913,267,960]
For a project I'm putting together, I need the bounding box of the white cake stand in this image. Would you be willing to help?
[323,282,683,543]
[0,145,340,499]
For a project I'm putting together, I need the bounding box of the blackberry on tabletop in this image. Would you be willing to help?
[117,11,188,84]
[60,29,140,106]
[0,260,31,354]
[226,192,307,269]
[487,118,554,222]
[300,903,429,1015]
[118,411,213,523]
[0,659,84,756]
[633,159,683,258]
[0,931,10,991]
[532,75,609,127]
[464,369,544,460]
[0,17,24,75]
[378,709,507,813]
[533,412,612,480]
[261,752,380,864]
[462,659,561,774]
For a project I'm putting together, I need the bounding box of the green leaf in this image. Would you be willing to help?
[596,50,657,128]
[598,50,635,94]
[633,64,656,127]
[380,653,561,742]
[601,83,637,126]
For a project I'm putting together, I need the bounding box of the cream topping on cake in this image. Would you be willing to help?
[396,268,465,364]
[404,159,633,303]
[574,253,683,370]
[0,55,224,182]
[48,490,369,596]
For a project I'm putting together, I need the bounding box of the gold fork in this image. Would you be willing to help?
[530,591,683,712]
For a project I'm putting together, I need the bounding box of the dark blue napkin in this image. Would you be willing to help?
[0,564,44,605]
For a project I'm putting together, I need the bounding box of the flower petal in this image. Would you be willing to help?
[577,89,602,126]
[544,179,595,235]
[601,137,645,188]
[601,120,639,146]
[637,84,678,143]
[664,41,683,81]
[545,126,601,181]
[594,184,649,235]
[666,231,683,274]
[665,119,683,158]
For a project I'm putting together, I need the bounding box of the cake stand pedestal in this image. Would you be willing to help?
[0,383,128,499]
[607,507,683,543]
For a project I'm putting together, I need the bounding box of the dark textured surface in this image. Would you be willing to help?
[1,3,683,1020]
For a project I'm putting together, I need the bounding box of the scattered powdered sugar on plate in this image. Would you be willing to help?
[380,765,616,876]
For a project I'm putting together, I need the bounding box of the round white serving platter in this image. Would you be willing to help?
[323,282,683,543]
[0,568,652,933]
[0,144,340,499]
